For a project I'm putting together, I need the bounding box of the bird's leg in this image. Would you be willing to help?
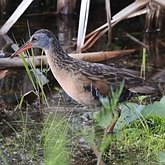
[106,108,121,133]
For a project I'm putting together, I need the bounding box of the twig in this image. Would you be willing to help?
[1,49,138,69]
[105,0,112,45]
[83,0,149,50]
[76,0,90,52]
[124,32,147,47]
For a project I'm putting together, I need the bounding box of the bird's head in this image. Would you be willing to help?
[29,29,54,50]
[11,29,56,58]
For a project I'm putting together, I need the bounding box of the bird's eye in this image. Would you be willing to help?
[31,36,38,42]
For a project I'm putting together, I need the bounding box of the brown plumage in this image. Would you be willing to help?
[11,29,154,107]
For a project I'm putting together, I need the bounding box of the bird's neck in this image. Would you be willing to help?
[44,42,80,92]
[45,43,75,69]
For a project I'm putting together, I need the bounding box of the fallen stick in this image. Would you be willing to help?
[70,49,137,62]
[0,49,137,69]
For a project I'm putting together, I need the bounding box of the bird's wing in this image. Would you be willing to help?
[78,62,156,95]
[79,62,144,87]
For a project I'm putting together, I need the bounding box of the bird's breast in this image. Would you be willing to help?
[46,54,109,107]
[54,70,101,106]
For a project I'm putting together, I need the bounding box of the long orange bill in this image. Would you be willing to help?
[10,41,33,58]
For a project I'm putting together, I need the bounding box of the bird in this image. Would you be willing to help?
[11,29,155,132]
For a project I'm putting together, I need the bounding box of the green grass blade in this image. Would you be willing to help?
[20,53,36,90]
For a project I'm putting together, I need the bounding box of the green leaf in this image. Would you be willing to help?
[158,151,165,164]
[115,102,145,130]
[142,96,165,117]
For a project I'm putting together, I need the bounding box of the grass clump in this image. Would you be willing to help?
[81,86,165,164]
[0,107,72,165]
[106,116,165,164]
[42,114,70,165]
